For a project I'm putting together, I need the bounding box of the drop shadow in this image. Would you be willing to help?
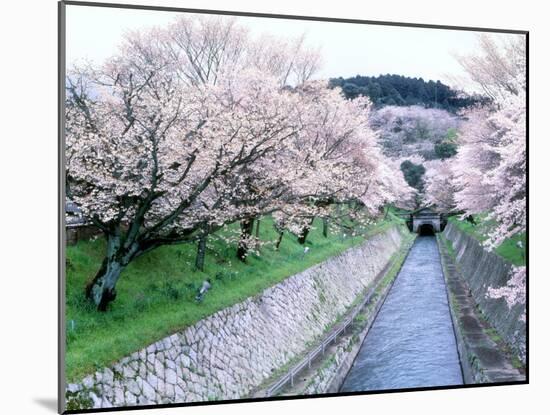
[34,398,58,413]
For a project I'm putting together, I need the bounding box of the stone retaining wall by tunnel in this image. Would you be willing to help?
[442,224,526,362]
[65,226,407,411]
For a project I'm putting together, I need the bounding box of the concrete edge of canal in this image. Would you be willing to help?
[436,232,526,384]
[264,225,525,399]
[327,234,416,394]
[263,230,417,397]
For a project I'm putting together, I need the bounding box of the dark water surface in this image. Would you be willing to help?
[340,236,463,392]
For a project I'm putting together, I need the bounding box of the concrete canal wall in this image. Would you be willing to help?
[442,224,526,363]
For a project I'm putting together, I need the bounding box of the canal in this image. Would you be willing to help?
[340,235,463,392]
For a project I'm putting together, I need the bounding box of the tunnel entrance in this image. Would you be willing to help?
[418,224,435,236]
[403,207,444,234]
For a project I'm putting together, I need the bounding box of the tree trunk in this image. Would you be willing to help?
[195,231,208,271]
[297,217,315,245]
[297,226,310,245]
[322,218,328,238]
[255,219,261,238]
[85,232,137,311]
[85,257,125,311]
[237,218,255,262]
[384,205,390,220]
[275,231,284,250]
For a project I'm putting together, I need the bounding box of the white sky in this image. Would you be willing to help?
[66,4,523,87]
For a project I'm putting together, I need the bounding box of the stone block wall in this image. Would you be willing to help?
[65,226,406,410]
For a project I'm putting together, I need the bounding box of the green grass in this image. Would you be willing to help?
[447,216,525,266]
[441,234,456,261]
[494,235,526,266]
[65,211,406,382]
[484,327,503,344]
[511,355,524,370]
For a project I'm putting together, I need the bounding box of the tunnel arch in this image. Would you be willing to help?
[418,223,435,236]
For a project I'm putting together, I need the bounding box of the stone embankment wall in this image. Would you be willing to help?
[66,226,406,410]
[442,224,526,362]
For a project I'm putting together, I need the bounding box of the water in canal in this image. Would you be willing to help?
[340,235,463,392]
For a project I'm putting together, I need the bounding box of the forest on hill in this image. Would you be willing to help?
[329,75,483,195]
[329,74,488,112]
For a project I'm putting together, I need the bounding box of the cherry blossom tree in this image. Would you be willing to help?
[455,34,526,102]
[423,159,457,212]
[66,16,412,310]
[453,90,526,315]
[160,15,248,86]
[452,83,526,248]
[159,16,322,89]
[370,105,460,159]
[271,83,414,244]
[245,33,322,87]
[487,266,526,322]
[452,34,526,313]
[154,17,322,260]
[67,48,305,310]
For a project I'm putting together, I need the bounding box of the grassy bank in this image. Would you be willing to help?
[66,211,406,382]
[447,216,525,266]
